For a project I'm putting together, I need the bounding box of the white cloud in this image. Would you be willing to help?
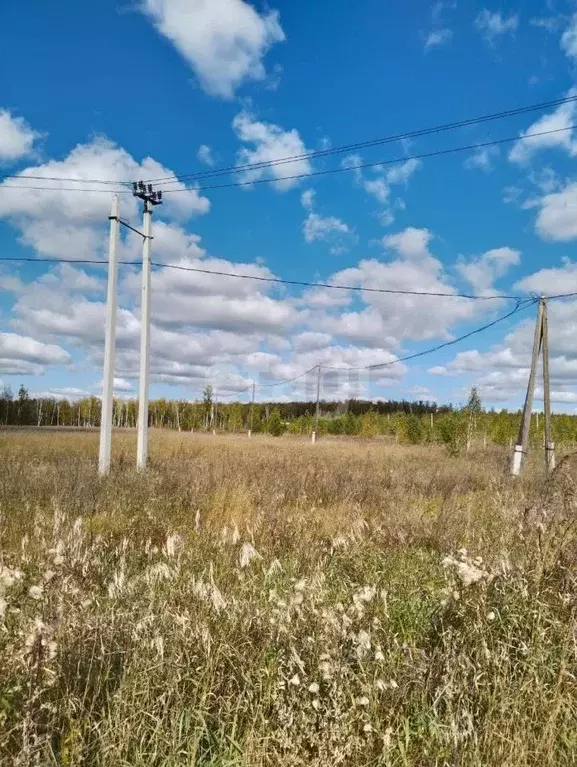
[561,13,577,59]
[424,1,455,51]
[475,9,519,44]
[0,332,70,375]
[0,137,210,264]
[293,331,332,352]
[314,227,488,348]
[343,155,421,223]
[300,189,315,211]
[514,258,577,294]
[197,144,214,166]
[464,145,500,172]
[232,111,312,191]
[424,28,453,49]
[0,109,40,163]
[382,226,434,262]
[35,387,90,401]
[534,182,577,241]
[457,247,520,294]
[434,294,577,407]
[509,90,577,164]
[300,189,356,253]
[531,16,564,33]
[95,376,134,393]
[141,0,285,99]
[303,213,352,246]
[385,158,421,186]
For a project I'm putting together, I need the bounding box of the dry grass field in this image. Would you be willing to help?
[1,429,576,766]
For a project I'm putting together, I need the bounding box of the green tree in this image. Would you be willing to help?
[464,386,483,451]
[17,385,34,426]
[267,408,285,437]
[437,412,467,456]
[403,414,424,444]
[202,384,214,429]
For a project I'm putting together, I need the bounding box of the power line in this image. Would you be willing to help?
[0,255,522,300]
[161,126,576,194]
[208,299,538,394]
[150,94,577,185]
[323,298,538,371]
[148,262,522,301]
[5,256,577,305]
[0,123,574,195]
[2,93,575,187]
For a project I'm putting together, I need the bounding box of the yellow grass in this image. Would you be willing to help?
[0,430,576,766]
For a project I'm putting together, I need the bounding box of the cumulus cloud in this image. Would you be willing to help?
[0,332,70,375]
[515,258,577,295]
[0,109,40,163]
[474,9,519,44]
[0,136,210,268]
[303,213,353,248]
[457,247,520,294]
[561,13,577,59]
[300,189,356,253]
[342,155,421,224]
[312,227,490,349]
[141,0,285,98]
[435,293,577,407]
[534,182,577,241]
[232,111,312,191]
[197,144,215,166]
[509,90,577,164]
[423,1,455,51]
[424,28,452,50]
[464,145,500,172]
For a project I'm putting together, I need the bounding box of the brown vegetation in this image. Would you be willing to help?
[1,430,576,765]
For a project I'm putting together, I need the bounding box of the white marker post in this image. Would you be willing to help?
[98,195,120,475]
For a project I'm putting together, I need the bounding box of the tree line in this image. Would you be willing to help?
[3,384,577,450]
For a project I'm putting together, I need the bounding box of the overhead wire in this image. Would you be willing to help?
[149,94,577,185]
[160,126,577,194]
[322,297,538,372]
[5,257,577,302]
[213,298,539,394]
[2,93,576,187]
[0,255,526,301]
[0,124,574,195]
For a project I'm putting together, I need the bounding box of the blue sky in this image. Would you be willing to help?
[2,0,577,408]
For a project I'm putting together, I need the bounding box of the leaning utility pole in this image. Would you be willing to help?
[98,195,121,475]
[312,365,321,444]
[510,297,554,475]
[133,182,163,470]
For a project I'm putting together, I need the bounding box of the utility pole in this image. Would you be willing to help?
[248,381,255,438]
[511,298,554,475]
[312,365,321,444]
[134,182,162,470]
[98,195,120,475]
[542,297,555,471]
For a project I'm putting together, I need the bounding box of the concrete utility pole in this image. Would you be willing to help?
[312,365,321,444]
[98,195,121,475]
[511,297,554,476]
[134,182,162,470]
[542,298,555,471]
[248,381,255,438]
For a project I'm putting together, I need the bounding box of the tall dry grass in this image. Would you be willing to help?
[0,430,576,766]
